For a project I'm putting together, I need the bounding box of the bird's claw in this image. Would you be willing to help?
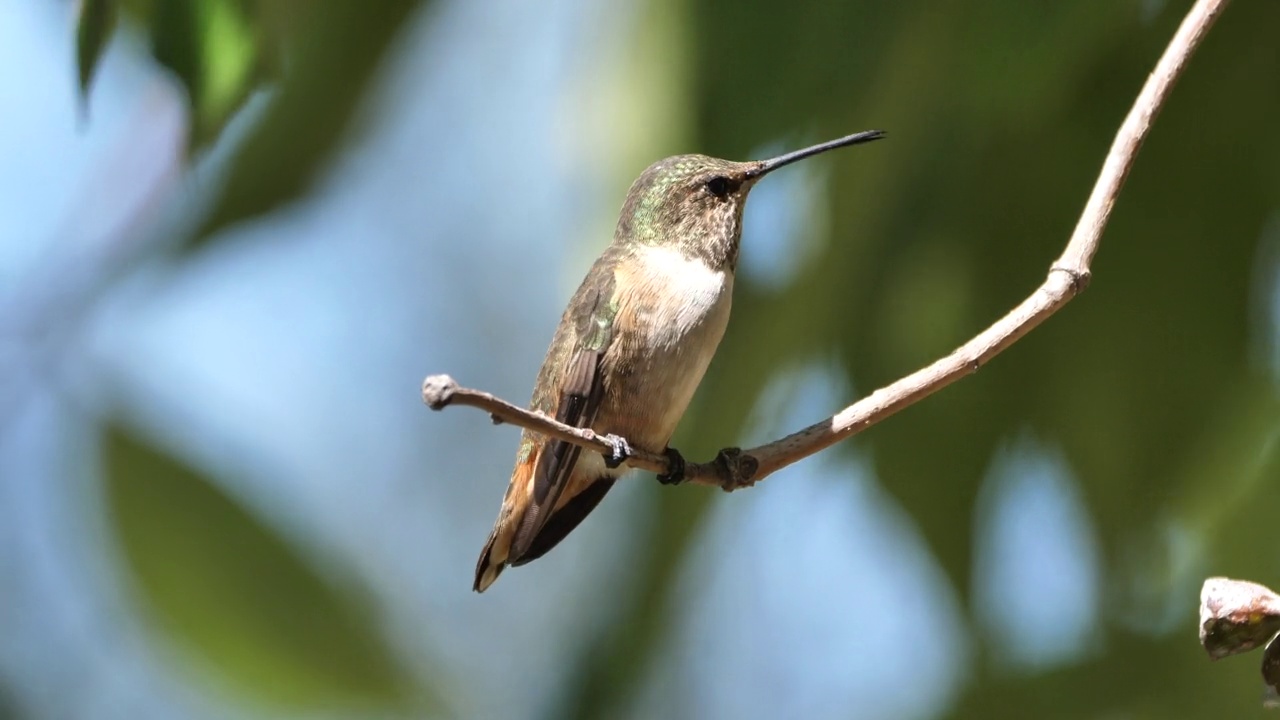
[657,447,686,485]
[602,434,632,469]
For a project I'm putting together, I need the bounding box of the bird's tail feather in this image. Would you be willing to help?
[474,532,505,592]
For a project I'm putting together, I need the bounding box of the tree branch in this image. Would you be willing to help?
[1200,577,1280,660]
[1199,577,1280,705]
[422,0,1231,491]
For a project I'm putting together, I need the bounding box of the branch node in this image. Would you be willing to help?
[422,374,458,410]
[656,447,687,485]
[714,447,760,492]
[1051,265,1092,294]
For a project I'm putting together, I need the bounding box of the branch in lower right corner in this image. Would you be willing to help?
[1199,577,1280,705]
[1200,576,1280,659]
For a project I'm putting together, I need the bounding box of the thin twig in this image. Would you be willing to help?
[420,375,750,488]
[423,0,1231,491]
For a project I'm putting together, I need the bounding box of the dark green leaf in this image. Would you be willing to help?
[104,425,426,712]
[149,1,203,129]
[76,0,117,110]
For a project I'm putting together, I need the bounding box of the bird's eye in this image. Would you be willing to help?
[705,176,731,199]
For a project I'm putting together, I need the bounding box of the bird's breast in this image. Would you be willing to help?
[599,245,734,449]
[618,245,732,346]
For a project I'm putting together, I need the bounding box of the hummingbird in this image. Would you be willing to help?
[474,129,885,592]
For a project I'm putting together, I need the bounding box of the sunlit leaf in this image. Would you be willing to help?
[104,425,426,712]
[148,0,262,150]
[195,0,259,146]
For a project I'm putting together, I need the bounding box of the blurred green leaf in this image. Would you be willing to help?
[948,629,1248,719]
[76,0,117,108]
[75,0,429,243]
[149,2,203,133]
[193,0,428,245]
[149,0,261,150]
[104,425,425,713]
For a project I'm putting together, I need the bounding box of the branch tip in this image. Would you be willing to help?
[422,374,458,410]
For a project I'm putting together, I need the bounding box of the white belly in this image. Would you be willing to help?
[630,245,733,350]
[601,245,734,449]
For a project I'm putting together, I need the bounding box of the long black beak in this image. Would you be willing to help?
[744,129,886,179]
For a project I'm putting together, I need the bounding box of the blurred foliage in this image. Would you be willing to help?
[146,0,263,148]
[105,426,427,713]
[71,0,1280,718]
[76,0,423,247]
[196,0,424,243]
[77,0,271,149]
[75,0,116,106]
[72,2,440,715]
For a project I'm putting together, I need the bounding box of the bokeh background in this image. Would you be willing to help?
[3,0,1279,718]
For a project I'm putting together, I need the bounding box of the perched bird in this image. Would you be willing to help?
[474,130,885,591]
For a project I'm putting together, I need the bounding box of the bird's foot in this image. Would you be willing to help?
[601,434,632,469]
[656,447,686,485]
